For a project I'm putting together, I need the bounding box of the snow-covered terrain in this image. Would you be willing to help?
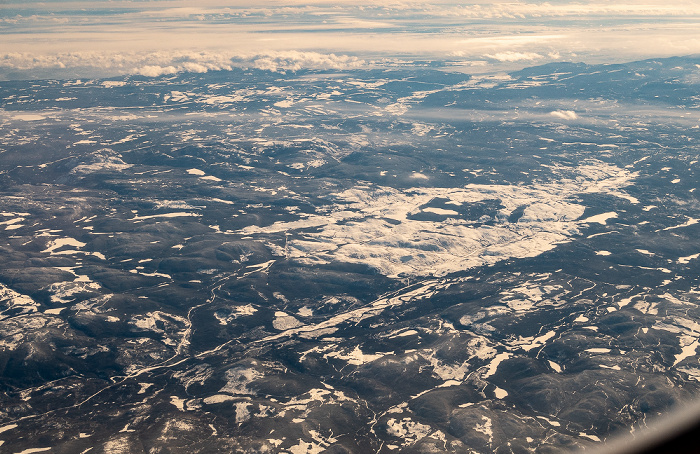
[0,57,699,453]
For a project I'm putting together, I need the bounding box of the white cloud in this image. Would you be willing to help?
[135,65,179,77]
[251,51,365,72]
[550,110,579,120]
[410,172,430,180]
[0,50,365,77]
[484,51,544,62]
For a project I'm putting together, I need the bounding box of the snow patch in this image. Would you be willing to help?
[131,212,200,221]
[519,330,556,352]
[0,424,17,434]
[325,346,391,366]
[42,238,86,255]
[582,212,617,225]
[272,311,303,330]
[203,394,236,405]
[219,366,263,395]
[386,417,432,447]
[493,386,508,399]
[170,396,186,411]
[548,360,562,373]
[288,441,325,454]
[679,253,700,264]
[483,352,511,378]
[240,161,636,278]
[475,416,494,444]
[674,335,700,366]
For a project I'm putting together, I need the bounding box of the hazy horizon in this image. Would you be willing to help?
[3,0,700,79]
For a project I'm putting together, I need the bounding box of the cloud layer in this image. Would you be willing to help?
[0,51,366,78]
[3,1,700,78]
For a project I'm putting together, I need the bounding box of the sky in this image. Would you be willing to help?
[2,0,700,79]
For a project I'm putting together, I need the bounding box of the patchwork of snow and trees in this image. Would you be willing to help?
[0,57,699,452]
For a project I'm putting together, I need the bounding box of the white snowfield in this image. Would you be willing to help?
[240,160,637,277]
